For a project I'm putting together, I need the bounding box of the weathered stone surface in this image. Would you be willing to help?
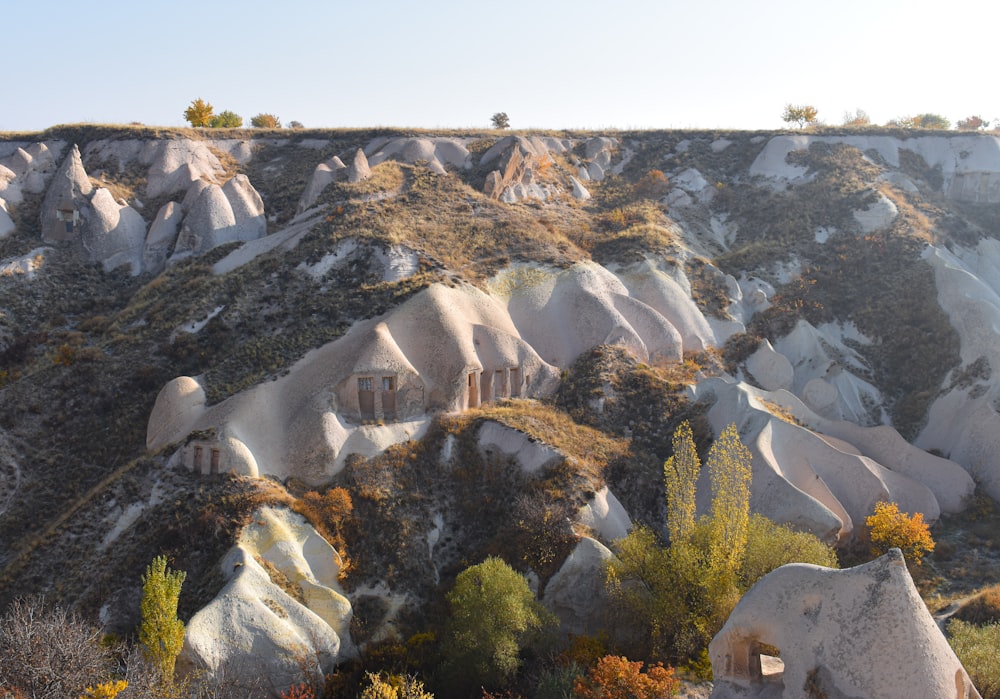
[543,537,612,636]
[172,176,266,259]
[83,188,147,274]
[297,156,346,213]
[40,144,93,243]
[709,550,981,699]
[745,339,793,391]
[347,148,371,183]
[144,202,184,273]
[222,174,266,239]
[180,507,354,695]
[570,176,591,200]
[0,206,13,239]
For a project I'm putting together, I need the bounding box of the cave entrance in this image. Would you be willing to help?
[510,367,521,397]
[381,376,397,420]
[467,372,479,409]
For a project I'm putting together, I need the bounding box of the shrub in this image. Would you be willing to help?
[210,110,243,128]
[183,98,214,127]
[634,170,669,200]
[251,113,281,128]
[572,655,679,699]
[842,108,871,127]
[78,680,129,698]
[739,514,838,587]
[0,597,117,698]
[954,584,1000,625]
[957,115,991,131]
[536,663,583,699]
[358,673,434,699]
[948,619,1000,698]
[865,501,934,565]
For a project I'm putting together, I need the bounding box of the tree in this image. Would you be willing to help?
[865,501,934,565]
[664,420,699,545]
[183,98,214,127]
[842,108,870,127]
[706,423,753,584]
[957,115,991,131]
[250,113,281,128]
[782,104,818,128]
[441,557,555,690]
[288,120,305,129]
[573,655,679,699]
[891,113,951,130]
[210,110,243,128]
[491,112,510,129]
[139,555,187,684]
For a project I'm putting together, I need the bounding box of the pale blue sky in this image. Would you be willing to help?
[4,0,998,132]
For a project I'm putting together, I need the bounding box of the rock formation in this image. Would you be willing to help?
[709,549,981,698]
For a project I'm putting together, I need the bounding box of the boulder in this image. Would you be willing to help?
[709,550,981,699]
[577,486,631,542]
[745,340,793,391]
[347,149,371,183]
[543,537,612,636]
[82,188,147,274]
[570,176,591,200]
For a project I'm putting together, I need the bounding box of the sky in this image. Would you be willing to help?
[3,0,999,133]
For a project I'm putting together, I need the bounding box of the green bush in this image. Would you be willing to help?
[948,619,1000,698]
[739,514,838,587]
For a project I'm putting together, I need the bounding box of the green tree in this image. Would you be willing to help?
[138,555,187,685]
[914,113,951,129]
[210,110,243,128]
[441,557,554,691]
[183,98,214,127]
[782,104,818,128]
[250,113,281,128]
[664,420,699,545]
[491,112,510,129]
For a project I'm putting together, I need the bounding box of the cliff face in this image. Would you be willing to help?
[2,125,1000,686]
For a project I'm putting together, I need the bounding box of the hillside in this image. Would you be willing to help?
[2,124,1000,694]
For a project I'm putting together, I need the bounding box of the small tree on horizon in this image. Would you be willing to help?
[491,112,510,129]
[782,104,819,128]
[842,108,871,127]
[251,113,282,128]
[183,98,214,127]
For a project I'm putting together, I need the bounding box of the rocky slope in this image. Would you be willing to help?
[2,124,1000,690]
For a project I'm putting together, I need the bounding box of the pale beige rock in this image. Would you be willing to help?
[577,486,631,541]
[146,377,207,451]
[144,202,184,273]
[477,421,561,473]
[180,507,354,695]
[41,145,93,243]
[745,340,793,391]
[709,550,981,699]
[347,149,371,183]
[543,537,612,636]
[83,188,147,274]
[0,206,13,239]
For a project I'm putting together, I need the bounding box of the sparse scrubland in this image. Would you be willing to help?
[2,124,1000,697]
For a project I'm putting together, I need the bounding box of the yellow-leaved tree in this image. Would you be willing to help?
[139,555,187,685]
[664,420,699,546]
[183,98,214,127]
[865,501,934,565]
[707,423,753,585]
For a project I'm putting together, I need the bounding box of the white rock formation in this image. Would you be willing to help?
[750,134,1000,203]
[366,137,471,175]
[180,507,354,695]
[477,421,562,474]
[141,139,231,198]
[543,537,612,636]
[297,156,346,213]
[347,149,371,184]
[0,206,13,239]
[83,188,147,274]
[918,242,1000,500]
[172,176,266,259]
[577,486,631,542]
[41,144,93,243]
[853,191,898,232]
[691,378,971,542]
[144,202,184,273]
[745,339,793,392]
[709,550,981,699]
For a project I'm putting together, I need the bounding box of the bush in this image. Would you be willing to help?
[0,597,117,698]
[948,619,1000,698]
[251,113,281,128]
[572,655,679,699]
[865,501,934,565]
[739,514,838,587]
[210,110,243,128]
[954,584,1000,625]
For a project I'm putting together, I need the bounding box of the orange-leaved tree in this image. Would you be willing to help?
[183,98,214,127]
[865,501,934,565]
[573,655,679,699]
